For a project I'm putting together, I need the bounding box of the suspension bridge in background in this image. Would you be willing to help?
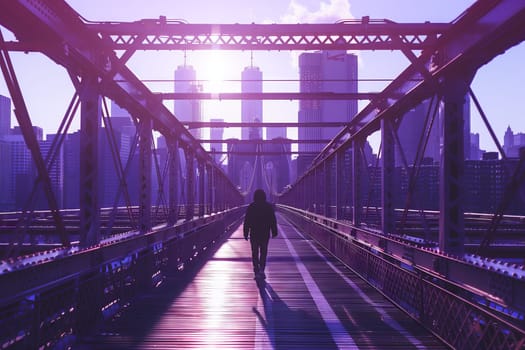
[1,0,525,349]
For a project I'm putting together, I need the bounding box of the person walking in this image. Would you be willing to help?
[243,189,278,279]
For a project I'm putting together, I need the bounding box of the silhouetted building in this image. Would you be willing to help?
[63,110,142,209]
[241,66,263,141]
[63,131,80,208]
[396,100,440,166]
[503,125,525,158]
[2,127,42,210]
[470,133,484,161]
[0,140,11,210]
[0,94,10,137]
[297,51,358,176]
[174,65,202,139]
[0,95,11,209]
[267,125,286,141]
[35,134,64,209]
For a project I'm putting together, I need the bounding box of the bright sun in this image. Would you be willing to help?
[202,51,227,93]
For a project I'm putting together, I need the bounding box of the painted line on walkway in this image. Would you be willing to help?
[279,224,359,350]
[283,217,427,350]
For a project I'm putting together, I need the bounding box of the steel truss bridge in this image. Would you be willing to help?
[0,0,525,349]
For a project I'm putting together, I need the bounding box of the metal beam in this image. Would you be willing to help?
[211,151,317,156]
[381,119,395,235]
[79,76,101,247]
[202,139,332,144]
[139,117,152,233]
[158,92,378,100]
[185,121,347,128]
[87,20,450,51]
[0,0,244,208]
[311,0,525,166]
[167,139,179,226]
[0,30,68,246]
[0,1,225,174]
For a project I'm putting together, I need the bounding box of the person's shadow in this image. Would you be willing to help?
[252,279,332,349]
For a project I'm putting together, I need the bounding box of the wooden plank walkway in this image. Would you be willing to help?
[77,214,449,349]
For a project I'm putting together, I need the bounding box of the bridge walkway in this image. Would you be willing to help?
[77,214,448,349]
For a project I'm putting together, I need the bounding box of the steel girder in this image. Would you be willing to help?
[311,0,525,166]
[351,140,363,226]
[139,117,152,233]
[0,0,243,217]
[198,161,205,217]
[81,21,450,52]
[167,139,179,226]
[185,121,348,128]
[0,30,69,246]
[381,119,395,235]
[159,92,379,100]
[184,148,195,221]
[280,0,525,255]
[0,0,233,180]
[79,76,101,247]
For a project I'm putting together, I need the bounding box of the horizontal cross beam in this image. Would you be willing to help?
[203,139,332,144]
[210,150,316,155]
[158,92,378,100]
[88,21,451,51]
[183,121,347,128]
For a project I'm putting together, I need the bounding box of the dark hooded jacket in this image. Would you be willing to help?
[243,189,277,240]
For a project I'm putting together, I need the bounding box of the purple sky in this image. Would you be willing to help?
[1,0,524,153]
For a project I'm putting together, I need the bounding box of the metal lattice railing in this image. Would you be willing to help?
[280,207,525,350]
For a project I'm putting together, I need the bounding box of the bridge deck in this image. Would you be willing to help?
[78,214,448,349]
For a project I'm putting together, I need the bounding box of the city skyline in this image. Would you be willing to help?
[0,0,524,154]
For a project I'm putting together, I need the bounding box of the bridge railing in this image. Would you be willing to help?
[0,207,244,349]
[278,205,525,350]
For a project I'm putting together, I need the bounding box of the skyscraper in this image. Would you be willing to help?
[267,126,286,141]
[37,135,64,209]
[241,66,262,140]
[0,95,11,209]
[4,127,43,209]
[396,100,440,166]
[174,65,202,139]
[0,94,10,138]
[504,125,525,158]
[297,51,358,175]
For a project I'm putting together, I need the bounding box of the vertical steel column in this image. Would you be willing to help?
[207,164,214,214]
[216,175,223,212]
[335,151,344,220]
[303,178,308,210]
[139,117,152,233]
[79,76,101,247]
[381,119,395,235]
[185,148,195,221]
[167,139,179,225]
[198,160,205,217]
[439,77,469,256]
[314,168,320,214]
[324,160,331,217]
[352,141,362,226]
[310,170,315,212]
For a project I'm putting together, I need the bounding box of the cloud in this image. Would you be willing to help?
[281,0,354,24]
[280,0,356,69]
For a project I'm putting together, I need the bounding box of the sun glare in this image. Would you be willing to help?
[202,51,227,94]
